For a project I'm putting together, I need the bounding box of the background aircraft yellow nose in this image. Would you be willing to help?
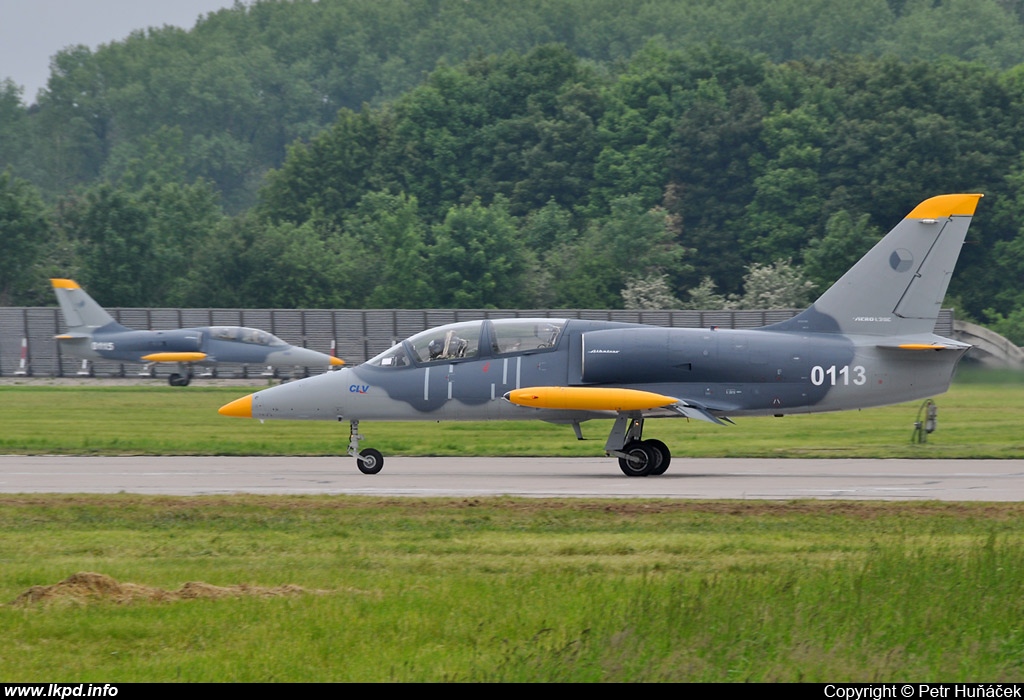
[219,394,253,418]
[330,356,345,366]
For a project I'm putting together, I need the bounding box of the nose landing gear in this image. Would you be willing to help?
[345,419,385,474]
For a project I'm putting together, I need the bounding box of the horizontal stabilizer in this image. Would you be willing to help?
[504,386,678,411]
[140,352,208,363]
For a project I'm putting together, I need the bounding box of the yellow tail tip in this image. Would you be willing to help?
[50,278,80,289]
[907,193,983,219]
[219,394,254,418]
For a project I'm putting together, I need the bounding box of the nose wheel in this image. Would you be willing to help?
[357,448,384,474]
[346,419,385,474]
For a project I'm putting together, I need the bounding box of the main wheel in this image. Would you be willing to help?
[168,373,191,387]
[645,439,671,475]
[618,441,655,477]
[357,448,384,474]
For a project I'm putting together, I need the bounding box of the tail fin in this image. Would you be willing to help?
[767,193,982,336]
[50,279,127,333]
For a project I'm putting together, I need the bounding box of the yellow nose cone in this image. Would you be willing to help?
[219,394,254,418]
[330,356,345,366]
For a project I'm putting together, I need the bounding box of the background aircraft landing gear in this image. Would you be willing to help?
[168,362,194,386]
[168,373,191,387]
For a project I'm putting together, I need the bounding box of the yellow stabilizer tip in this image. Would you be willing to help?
[219,394,254,418]
[141,352,208,362]
[506,386,678,412]
[330,356,345,366]
[50,278,80,289]
[907,193,983,219]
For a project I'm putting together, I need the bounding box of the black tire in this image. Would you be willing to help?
[617,441,655,477]
[645,439,671,475]
[357,448,384,474]
[168,373,190,387]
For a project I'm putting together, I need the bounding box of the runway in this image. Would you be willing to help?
[2,455,1024,500]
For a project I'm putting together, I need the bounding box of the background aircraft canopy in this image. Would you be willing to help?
[209,326,287,346]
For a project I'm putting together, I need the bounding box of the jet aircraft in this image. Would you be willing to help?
[219,194,982,476]
[51,278,343,385]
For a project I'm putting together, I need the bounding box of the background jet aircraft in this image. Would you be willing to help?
[220,194,982,476]
[51,278,343,385]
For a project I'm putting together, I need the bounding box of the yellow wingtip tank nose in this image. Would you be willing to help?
[219,394,254,418]
[330,356,345,366]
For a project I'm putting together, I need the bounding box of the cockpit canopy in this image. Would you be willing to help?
[368,319,565,368]
[209,326,287,347]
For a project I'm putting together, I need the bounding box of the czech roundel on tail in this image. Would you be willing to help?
[219,194,982,476]
[51,279,344,386]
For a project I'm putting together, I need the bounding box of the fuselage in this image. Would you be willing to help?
[60,323,339,368]
[240,317,969,423]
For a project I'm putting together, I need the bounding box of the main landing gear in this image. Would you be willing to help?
[605,416,671,477]
[345,419,384,474]
[166,366,192,388]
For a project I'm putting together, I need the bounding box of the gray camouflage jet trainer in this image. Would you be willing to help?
[220,193,982,476]
[51,279,344,386]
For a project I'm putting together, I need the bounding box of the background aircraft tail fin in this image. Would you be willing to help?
[50,279,127,333]
[765,193,982,336]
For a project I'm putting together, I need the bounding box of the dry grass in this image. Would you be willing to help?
[11,571,320,606]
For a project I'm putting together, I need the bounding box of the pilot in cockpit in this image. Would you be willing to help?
[428,331,469,360]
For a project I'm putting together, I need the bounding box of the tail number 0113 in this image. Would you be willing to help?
[810,365,866,387]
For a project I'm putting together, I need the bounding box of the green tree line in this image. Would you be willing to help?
[4,0,1024,342]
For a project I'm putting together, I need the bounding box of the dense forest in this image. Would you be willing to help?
[4,0,1024,342]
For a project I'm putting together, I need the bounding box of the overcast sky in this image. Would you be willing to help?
[1,0,241,105]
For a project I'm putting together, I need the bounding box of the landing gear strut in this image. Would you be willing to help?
[345,419,384,474]
[605,416,672,477]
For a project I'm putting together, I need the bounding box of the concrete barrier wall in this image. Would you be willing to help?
[0,307,955,379]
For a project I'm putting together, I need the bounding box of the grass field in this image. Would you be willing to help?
[3,496,1024,681]
[1,369,1022,681]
